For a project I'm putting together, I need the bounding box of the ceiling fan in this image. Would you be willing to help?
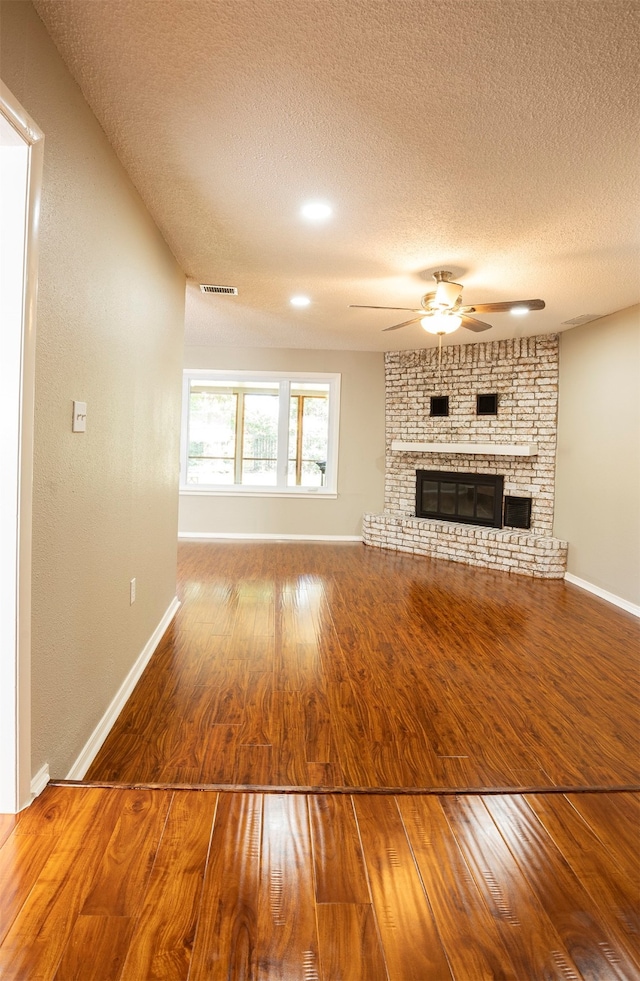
[349,270,545,334]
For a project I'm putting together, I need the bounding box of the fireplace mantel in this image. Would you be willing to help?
[391,441,538,457]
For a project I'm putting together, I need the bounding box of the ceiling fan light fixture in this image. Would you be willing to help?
[421,313,461,335]
[350,273,543,336]
[434,280,463,308]
[290,295,311,307]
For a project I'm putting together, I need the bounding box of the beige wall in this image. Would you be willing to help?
[1,2,185,778]
[555,305,640,606]
[179,347,385,537]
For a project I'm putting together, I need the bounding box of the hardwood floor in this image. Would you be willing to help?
[1,784,638,980]
[3,542,638,978]
[87,541,640,790]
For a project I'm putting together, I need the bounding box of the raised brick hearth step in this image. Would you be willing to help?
[363,512,568,578]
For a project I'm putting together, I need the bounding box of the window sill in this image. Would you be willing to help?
[180,487,338,500]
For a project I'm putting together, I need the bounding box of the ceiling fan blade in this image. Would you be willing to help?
[382,316,424,332]
[349,304,423,312]
[461,315,493,332]
[461,299,545,314]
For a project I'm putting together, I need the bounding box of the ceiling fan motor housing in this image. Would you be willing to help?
[432,271,464,309]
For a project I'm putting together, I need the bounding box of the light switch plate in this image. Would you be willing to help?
[72,401,87,433]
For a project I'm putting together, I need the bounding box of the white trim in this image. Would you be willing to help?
[564,573,640,618]
[29,763,49,801]
[0,81,43,144]
[391,441,538,456]
[0,83,44,814]
[184,368,339,382]
[65,597,181,779]
[276,378,291,487]
[179,532,363,542]
[180,489,338,499]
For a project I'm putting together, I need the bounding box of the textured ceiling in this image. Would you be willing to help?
[34,0,639,350]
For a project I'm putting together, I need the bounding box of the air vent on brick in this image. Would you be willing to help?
[199,284,238,295]
[504,495,532,530]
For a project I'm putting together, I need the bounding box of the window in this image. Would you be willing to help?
[181,370,340,495]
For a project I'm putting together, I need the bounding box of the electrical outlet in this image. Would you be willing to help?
[130,578,136,605]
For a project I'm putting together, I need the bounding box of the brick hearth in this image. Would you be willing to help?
[364,334,568,578]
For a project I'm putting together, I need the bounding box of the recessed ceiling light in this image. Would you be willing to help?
[510,306,530,316]
[290,295,311,307]
[300,201,332,221]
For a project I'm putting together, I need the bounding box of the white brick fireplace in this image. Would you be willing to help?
[363,334,568,578]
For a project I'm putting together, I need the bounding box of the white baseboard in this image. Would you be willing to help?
[564,573,640,618]
[66,596,181,780]
[30,763,49,799]
[178,532,363,542]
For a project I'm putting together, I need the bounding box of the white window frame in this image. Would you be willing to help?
[180,369,341,498]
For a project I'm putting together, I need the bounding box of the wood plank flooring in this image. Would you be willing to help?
[87,541,640,790]
[3,544,639,977]
[1,784,638,980]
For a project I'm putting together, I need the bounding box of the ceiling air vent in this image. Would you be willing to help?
[199,284,238,295]
[561,314,602,326]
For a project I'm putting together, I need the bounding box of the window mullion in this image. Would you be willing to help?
[325,377,340,494]
[276,380,290,488]
[181,378,191,484]
[296,395,304,485]
[235,391,243,484]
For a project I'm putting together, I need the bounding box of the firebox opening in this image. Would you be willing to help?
[416,469,504,528]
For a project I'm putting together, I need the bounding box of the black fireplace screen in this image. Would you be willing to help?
[416,470,504,528]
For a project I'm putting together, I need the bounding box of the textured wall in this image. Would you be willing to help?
[1,2,185,778]
[179,347,385,537]
[384,335,559,534]
[555,306,640,605]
